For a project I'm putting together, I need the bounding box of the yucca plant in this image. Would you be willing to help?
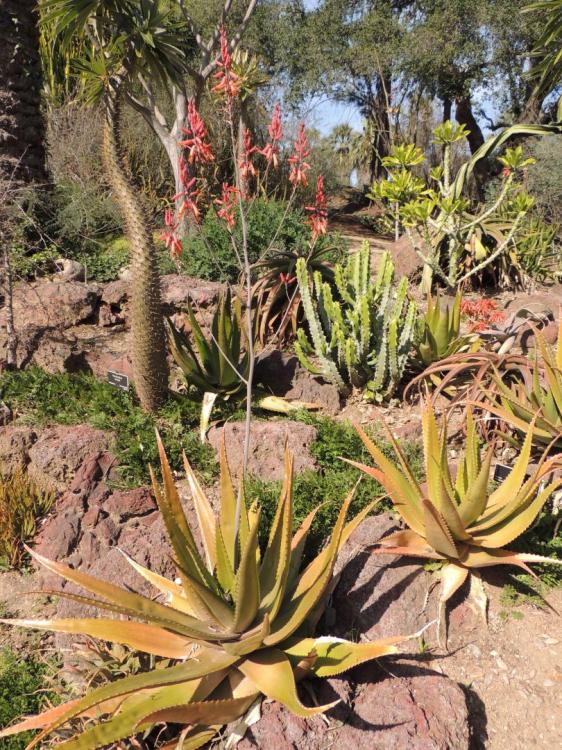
[295,242,417,400]
[415,291,478,369]
[347,402,562,642]
[475,317,562,450]
[0,436,413,749]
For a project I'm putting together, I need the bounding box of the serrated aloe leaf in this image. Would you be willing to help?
[287,504,323,591]
[471,478,562,548]
[183,452,216,569]
[217,436,236,585]
[187,299,213,373]
[27,548,219,640]
[53,672,228,750]
[120,552,197,617]
[18,652,239,749]
[0,618,194,659]
[222,614,270,657]
[458,447,494,528]
[139,695,255,729]
[232,508,261,633]
[422,500,458,558]
[487,424,534,509]
[158,727,219,750]
[352,424,424,532]
[283,635,406,678]
[439,563,469,607]
[259,450,294,619]
[460,547,536,574]
[0,698,85,740]
[238,649,338,718]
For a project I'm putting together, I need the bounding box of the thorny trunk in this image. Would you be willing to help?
[3,245,17,368]
[0,0,47,187]
[102,90,168,412]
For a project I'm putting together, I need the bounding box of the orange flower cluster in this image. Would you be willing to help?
[288,123,311,187]
[306,175,328,238]
[212,26,242,99]
[180,100,214,165]
[259,103,282,168]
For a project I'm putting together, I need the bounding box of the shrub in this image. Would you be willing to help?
[179,198,320,283]
[0,470,54,570]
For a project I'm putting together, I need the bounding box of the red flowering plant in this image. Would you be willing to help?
[460,298,506,333]
[159,27,337,462]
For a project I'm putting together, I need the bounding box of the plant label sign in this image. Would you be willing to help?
[493,463,512,482]
[107,370,129,391]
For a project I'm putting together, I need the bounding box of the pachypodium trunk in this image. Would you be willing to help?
[102,92,168,412]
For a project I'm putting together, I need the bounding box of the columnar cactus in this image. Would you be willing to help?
[295,242,416,399]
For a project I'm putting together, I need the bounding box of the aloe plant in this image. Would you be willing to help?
[167,289,250,439]
[476,317,562,450]
[0,437,413,749]
[348,401,562,642]
[416,291,478,368]
[295,242,416,400]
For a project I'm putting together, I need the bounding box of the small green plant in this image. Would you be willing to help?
[295,243,416,400]
[1,437,412,749]
[415,291,478,368]
[0,649,57,750]
[0,470,54,570]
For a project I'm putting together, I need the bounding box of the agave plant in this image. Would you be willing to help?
[347,402,562,642]
[415,291,478,369]
[475,317,562,450]
[0,437,413,749]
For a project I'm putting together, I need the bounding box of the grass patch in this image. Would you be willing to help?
[0,368,220,487]
[0,649,58,750]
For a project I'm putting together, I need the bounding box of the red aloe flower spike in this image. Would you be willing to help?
[179,100,214,164]
[289,123,311,187]
[214,183,239,230]
[239,128,257,181]
[259,103,283,168]
[306,175,328,238]
[211,25,242,99]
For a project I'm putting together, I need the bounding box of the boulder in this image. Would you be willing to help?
[0,280,99,331]
[27,425,112,492]
[385,233,425,280]
[207,420,318,481]
[255,351,341,415]
[0,425,36,475]
[54,259,86,283]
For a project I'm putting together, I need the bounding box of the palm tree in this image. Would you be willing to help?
[0,0,48,186]
[43,0,186,412]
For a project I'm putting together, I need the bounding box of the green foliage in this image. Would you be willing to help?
[0,470,55,570]
[526,136,562,224]
[0,368,217,488]
[0,649,56,750]
[295,243,417,400]
[180,199,317,283]
[75,236,130,283]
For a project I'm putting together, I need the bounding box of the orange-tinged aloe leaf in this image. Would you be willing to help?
[138,695,255,728]
[460,546,536,574]
[219,435,237,568]
[344,459,424,534]
[215,522,235,593]
[375,528,438,554]
[422,500,458,558]
[283,635,406,678]
[439,563,469,607]
[515,552,562,566]
[19,652,238,750]
[1,618,196,659]
[379,418,424,498]
[0,698,83,739]
[150,458,217,598]
[471,479,562,548]
[259,450,294,620]
[458,447,494,527]
[287,504,323,590]
[487,423,534,509]
[119,552,198,617]
[173,563,235,631]
[353,424,424,528]
[26,548,221,640]
[464,408,481,487]
[54,672,229,750]
[238,648,339,718]
[264,490,353,647]
[422,404,444,508]
[183,451,216,570]
[436,476,472,542]
[232,508,261,633]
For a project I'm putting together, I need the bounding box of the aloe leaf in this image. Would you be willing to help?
[232,508,261,633]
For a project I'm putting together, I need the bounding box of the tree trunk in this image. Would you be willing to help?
[455,95,488,195]
[102,92,168,412]
[443,97,452,123]
[0,0,47,186]
[368,73,392,181]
